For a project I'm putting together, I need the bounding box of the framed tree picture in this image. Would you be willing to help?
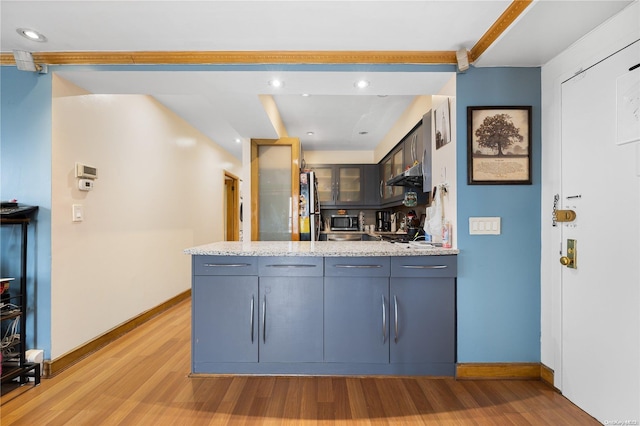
[467,106,532,185]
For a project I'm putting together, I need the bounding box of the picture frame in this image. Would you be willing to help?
[435,97,451,150]
[467,106,532,185]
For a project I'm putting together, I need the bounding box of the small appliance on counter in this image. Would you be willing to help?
[330,214,359,231]
[376,210,391,232]
[405,210,424,239]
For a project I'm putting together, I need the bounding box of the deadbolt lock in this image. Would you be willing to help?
[555,209,577,223]
[560,239,577,269]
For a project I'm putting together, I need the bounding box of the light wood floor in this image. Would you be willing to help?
[1,299,597,425]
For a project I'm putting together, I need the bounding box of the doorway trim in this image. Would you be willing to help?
[250,138,301,241]
[224,171,240,241]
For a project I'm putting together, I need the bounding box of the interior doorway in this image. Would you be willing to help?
[224,171,241,241]
[250,138,301,241]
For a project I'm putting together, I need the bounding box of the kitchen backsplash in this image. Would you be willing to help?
[321,205,428,232]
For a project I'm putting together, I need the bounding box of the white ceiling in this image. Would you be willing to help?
[1,0,634,159]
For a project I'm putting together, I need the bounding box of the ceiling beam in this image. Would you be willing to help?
[0,51,458,66]
[469,0,533,62]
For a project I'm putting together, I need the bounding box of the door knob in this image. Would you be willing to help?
[559,256,573,267]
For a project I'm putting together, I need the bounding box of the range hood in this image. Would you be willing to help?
[386,162,423,188]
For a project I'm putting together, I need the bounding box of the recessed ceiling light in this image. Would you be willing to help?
[355,80,370,89]
[16,28,47,42]
[306,131,315,136]
[235,138,241,144]
[301,94,310,97]
[268,79,283,88]
[377,95,388,98]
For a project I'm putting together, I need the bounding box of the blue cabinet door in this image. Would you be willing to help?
[192,275,258,364]
[390,277,455,364]
[325,277,389,363]
[324,256,390,363]
[259,276,324,363]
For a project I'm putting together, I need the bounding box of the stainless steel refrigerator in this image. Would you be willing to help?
[300,171,320,241]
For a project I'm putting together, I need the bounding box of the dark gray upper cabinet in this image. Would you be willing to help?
[421,111,433,197]
[362,164,380,206]
[311,164,362,206]
[309,164,379,208]
[379,144,406,206]
[310,111,433,209]
[378,154,391,203]
[381,112,433,206]
[403,124,423,169]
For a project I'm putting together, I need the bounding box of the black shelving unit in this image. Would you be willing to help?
[1,205,41,395]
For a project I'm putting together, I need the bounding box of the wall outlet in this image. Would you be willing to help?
[469,217,501,235]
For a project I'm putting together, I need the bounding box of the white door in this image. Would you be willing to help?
[560,41,640,422]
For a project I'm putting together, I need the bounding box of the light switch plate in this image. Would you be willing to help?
[72,204,84,222]
[469,217,501,235]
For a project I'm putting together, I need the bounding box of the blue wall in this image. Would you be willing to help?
[456,66,542,362]
[0,67,52,356]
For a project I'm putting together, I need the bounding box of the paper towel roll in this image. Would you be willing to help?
[26,349,44,380]
[26,349,43,364]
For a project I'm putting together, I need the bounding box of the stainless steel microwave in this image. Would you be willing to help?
[330,215,359,231]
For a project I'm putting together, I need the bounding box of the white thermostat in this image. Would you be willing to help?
[78,179,94,191]
[75,162,98,179]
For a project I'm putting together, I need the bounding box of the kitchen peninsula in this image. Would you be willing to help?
[185,241,458,376]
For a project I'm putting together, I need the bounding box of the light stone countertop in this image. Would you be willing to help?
[184,241,459,257]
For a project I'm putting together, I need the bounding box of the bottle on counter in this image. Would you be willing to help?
[442,221,452,248]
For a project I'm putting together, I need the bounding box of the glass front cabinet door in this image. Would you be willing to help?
[310,165,364,206]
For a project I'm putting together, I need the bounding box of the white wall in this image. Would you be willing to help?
[374,95,432,163]
[51,75,241,359]
[303,150,374,165]
[432,75,457,246]
[541,0,639,389]
[302,95,435,167]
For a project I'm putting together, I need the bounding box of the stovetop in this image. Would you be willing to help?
[378,233,439,245]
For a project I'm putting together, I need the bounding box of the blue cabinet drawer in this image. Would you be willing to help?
[391,255,457,278]
[325,257,390,277]
[193,256,258,276]
[258,257,323,277]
